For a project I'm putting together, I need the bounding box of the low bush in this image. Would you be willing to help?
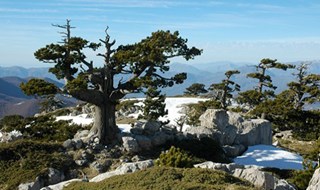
[0,115,25,131]
[0,140,74,190]
[65,167,257,190]
[288,159,316,190]
[155,146,196,168]
[0,114,82,142]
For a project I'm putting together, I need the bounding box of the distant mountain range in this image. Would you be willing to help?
[0,61,319,118]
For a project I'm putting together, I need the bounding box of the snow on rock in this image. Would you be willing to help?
[234,145,303,170]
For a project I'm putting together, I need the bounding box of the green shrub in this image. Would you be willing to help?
[65,167,257,190]
[288,159,316,190]
[0,115,25,131]
[156,146,195,168]
[0,115,82,142]
[0,140,74,190]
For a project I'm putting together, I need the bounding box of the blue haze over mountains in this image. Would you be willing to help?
[0,61,319,118]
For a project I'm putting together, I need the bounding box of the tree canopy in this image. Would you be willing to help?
[184,83,208,96]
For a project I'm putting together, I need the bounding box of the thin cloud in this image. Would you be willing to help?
[0,8,58,13]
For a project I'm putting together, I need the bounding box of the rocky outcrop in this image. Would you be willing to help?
[307,167,320,190]
[122,136,140,153]
[40,179,82,190]
[235,119,272,146]
[40,160,153,190]
[121,121,176,154]
[186,109,272,157]
[195,161,296,190]
[90,159,154,182]
[19,177,44,190]
[18,167,66,190]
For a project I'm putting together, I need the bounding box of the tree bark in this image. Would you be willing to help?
[90,101,119,145]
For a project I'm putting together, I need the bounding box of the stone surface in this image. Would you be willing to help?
[151,132,172,146]
[194,161,296,190]
[142,121,161,135]
[307,167,320,190]
[235,119,272,146]
[233,168,275,190]
[48,168,65,185]
[90,160,154,182]
[0,130,23,143]
[199,109,229,131]
[19,177,44,190]
[184,126,219,139]
[220,125,237,145]
[194,161,244,173]
[90,159,112,173]
[122,136,140,153]
[135,135,152,150]
[227,111,244,127]
[40,179,82,190]
[223,144,246,157]
[62,139,74,150]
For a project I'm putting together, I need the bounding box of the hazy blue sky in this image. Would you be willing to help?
[1,0,320,67]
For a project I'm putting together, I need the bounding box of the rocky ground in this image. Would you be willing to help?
[1,98,319,190]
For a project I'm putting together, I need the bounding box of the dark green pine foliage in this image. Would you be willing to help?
[238,58,294,108]
[20,78,63,112]
[32,20,202,144]
[141,86,168,121]
[287,63,320,110]
[184,83,208,96]
[209,70,240,110]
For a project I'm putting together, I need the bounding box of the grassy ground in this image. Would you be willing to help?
[65,167,257,190]
[276,138,316,156]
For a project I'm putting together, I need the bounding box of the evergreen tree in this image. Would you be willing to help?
[141,86,168,121]
[32,20,202,144]
[237,58,294,108]
[209,70,240,110]
[20,78,63,112]
[287,63,320,110]
[184,83,208,96]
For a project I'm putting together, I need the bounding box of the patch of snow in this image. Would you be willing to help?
[56,114,93,126]
[160,97,208,131]
[234,145,304,170]
[56,97,207,131]
[25,124,31,128]
[118,124,132,133]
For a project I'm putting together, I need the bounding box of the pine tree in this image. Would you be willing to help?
[20,78,63,112]
[209,70,240,110]
[141,86,168,121]
[287,63,320,110]
[31,20,202,144]
[237,58,294,108]
[184,83,208,96]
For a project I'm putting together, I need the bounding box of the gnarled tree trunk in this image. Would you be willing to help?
[90,101,119,145]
